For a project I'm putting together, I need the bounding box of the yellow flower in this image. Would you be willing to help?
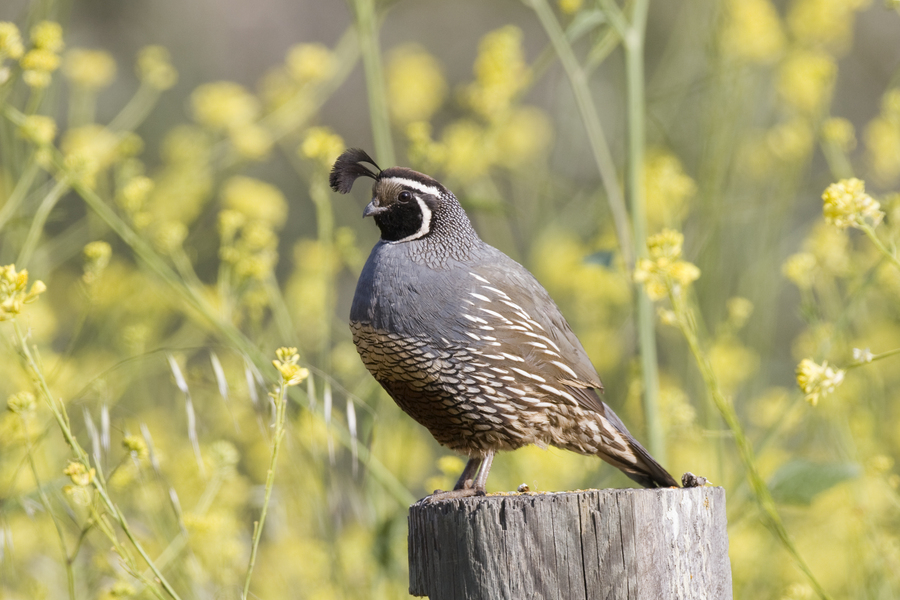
[781,252,817,289]
[634,229,700,301]
[726,297,754,329]
[153,221,188,254]
[63,48,116,89]
[220,176,287,227]
[273,347,309,386]
[63,461,96,487]
[441,119,491,181]
[30,21,63,52]
[191,81,259,130]
[777,49,836,114]
[83,240,112,284]
[299,126,345,170]
[19,115,57,146]
[6,391,36,415]
[766,119,814,162]
[643,149,696,231]
[865,113,900,183]
[0,264,46,320]
[122,434,148,460]
[495,106,553,168]
[464,26,531,119]
[787,0,870,52]
[822,178,883,229]
[386,44,447,125]
[229,124,272,161]
[285,43,336,83]
[821,117,856,152]
[720,0,785,64]
[136,45,177,90]
[209,440,240,470]
[60,125,122,188]
[117,175,154,214]
[795,358,845,406]
[20,47,60,72]
[559,0,584,14]
[0,22,25,60]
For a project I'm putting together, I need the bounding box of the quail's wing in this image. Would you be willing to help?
[461,248,609,413]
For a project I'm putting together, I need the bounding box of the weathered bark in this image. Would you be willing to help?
[408,487,732,600]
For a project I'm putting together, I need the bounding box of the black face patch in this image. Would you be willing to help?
[374,193,427,241]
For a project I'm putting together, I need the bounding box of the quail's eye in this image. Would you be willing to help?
[398,191,412,203]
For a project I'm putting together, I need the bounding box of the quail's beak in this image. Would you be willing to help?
[363,198,388,218]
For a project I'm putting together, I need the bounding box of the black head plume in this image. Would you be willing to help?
[329,148,382,194]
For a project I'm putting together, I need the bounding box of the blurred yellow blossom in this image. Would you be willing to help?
[0,22,24,60]
[229,123,272,160]
[787,0,871,52]
[63,48,116,89]
[865,105,900,183]
[20,46,60,88]
[19,115,56,146]
[710,339,759,393]
[117,175,154,214]
[122,434,148,460]
[559,0,584,14]
[853,347,874,363]
[63,461,95,486]
[61,125,122,188]
[0,264,46,320]
[191,81,259,130]
[154,220,188,254]
[83,240,112,285]
[209,440,240,470]
[463,26,530,120]
[136,45,177,90]
[796,358,845,406]
[726,297,754,329]
[634,229,700,300]
[300,126,344,169]
[821,117,856,152]
[720,0,785,64]
[767,119,814,162]
[386,44,447,125]
[643,149,696,231]
[6,391,36,415]
[441,119,491,181]
[286,43,336,83]
[777,49,836,114]
[221,176,287,227]
[782,252,818,289]
[495,106,552,168]
[822,178,883,229]
[273,347,309,386]
[30,21,63,52]
[803,222,850,277]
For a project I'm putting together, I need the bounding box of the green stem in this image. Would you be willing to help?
[353,0,395,166]
[13,321,184,600]
[528,0,634,270]
[613,0,664,461]
[861,224,900,273]
[17,175,71,266]
[242,378,289,599]
[0,159,40,232]
[107,82,161,133]
[22,425,76,600]
[846,347,900,370]
[668,289,832,600]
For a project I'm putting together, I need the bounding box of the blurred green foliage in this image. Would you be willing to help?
[1,0,900,599]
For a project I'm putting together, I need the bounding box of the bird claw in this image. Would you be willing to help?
[417,487,486,505]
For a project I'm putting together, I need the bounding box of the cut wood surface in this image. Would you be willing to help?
[408,487,732,600]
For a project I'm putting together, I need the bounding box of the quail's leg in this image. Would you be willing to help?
[452,457,482,491]
[420,452,495,504]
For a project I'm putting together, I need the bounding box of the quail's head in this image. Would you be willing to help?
[329,148,470,243]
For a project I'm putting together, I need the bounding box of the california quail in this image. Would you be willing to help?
[331,148,678,499]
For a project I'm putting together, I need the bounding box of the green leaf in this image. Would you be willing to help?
[768,460,861,506]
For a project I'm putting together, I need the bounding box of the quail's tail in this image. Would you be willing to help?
[595,408,680,488]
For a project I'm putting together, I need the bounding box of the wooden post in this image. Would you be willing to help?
[408,487,731,600]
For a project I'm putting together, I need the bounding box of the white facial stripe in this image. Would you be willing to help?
[381,176,442,198]
[394,196,433,242]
